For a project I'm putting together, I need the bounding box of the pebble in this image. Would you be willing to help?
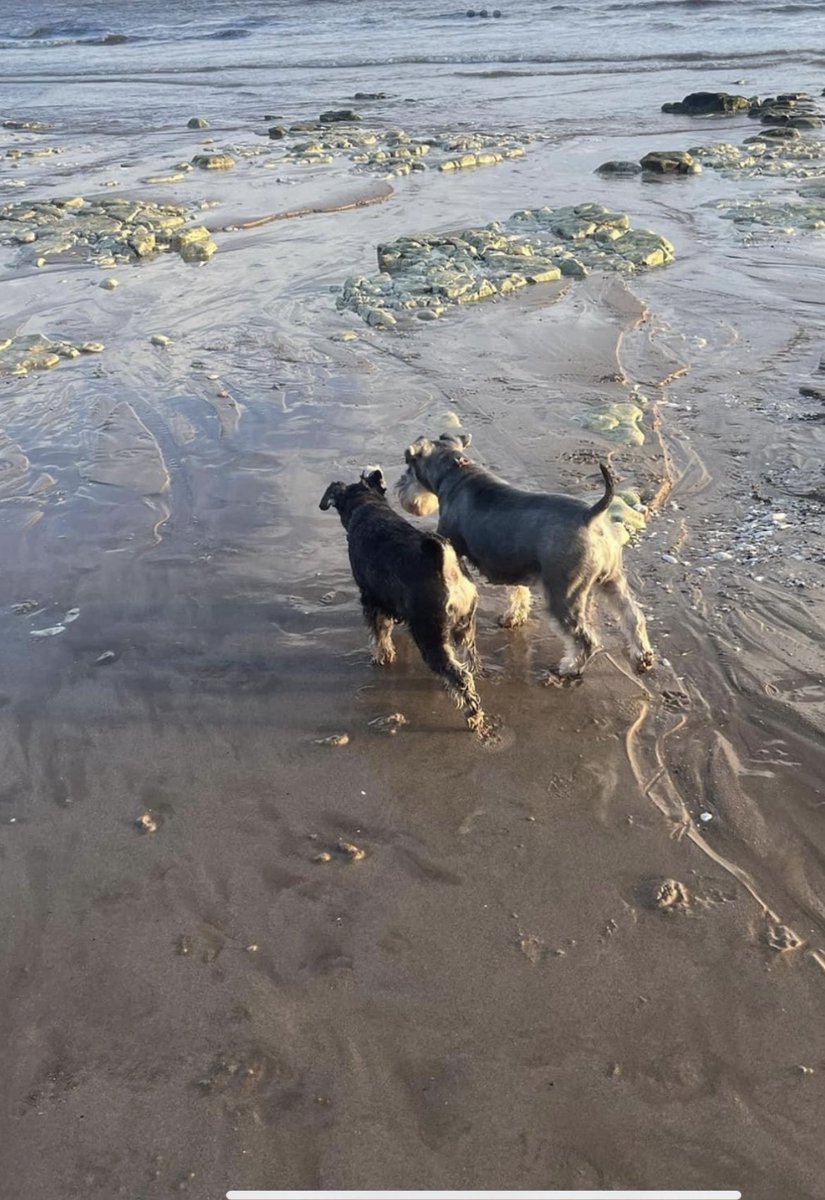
[95,650,118,665]
[136,813,158,834]
[99,278,119,290]
[315,733,350,747]
[367,712,408,735]
[150,334,172,347]
[337,840,367,862]
[313,851,333,864]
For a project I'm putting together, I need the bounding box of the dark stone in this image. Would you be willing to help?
[743,127,800,143]
[289,122,320,132]
[268,126,287,139]
[640,149,700,175]
[354,92,388,100]
[595,160,643,176]
[788,114,824,129]
[187,116,209,129]
[662,91,751,115]
[319,110,361,123]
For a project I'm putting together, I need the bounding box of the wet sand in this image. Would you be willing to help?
[2,86,825,1200]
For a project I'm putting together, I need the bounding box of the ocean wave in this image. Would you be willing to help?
[1,44,818,72]
[204,28,254,41]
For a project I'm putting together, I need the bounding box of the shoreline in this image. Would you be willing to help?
[2,51,825,1200]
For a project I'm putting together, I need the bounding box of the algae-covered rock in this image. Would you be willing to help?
[191,153,235,170]
[640,150,702,175]
[743,127,800,143]
[662,92,752,115]
[0,332,102,376]
[585,402,645,446]
[319,110,361,123]
[268,125,287,139]
[170,225,217,262]
[187,117,210,129]
[336,202,673,328]
[0,195,218,267]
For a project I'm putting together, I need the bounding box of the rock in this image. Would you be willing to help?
[338,203,673,327]
[313,851,333,864]
[319,110,361,123]
[136,813,158,834]
[788,114,824,129]
[150,334,172,347]
[129,230,156,256]
[354,92,388,100]
[367,712,408,734]
[171,225,217,262]
[640,150,702,175]
[267,125,287,139]
[191,153,235,170]
[187,117,210,129]
[596,160,643,175]
[81,342,105,353]
[99,278,119,289]
[743,127,800,143]
[314,733,350,746]
[337,840,366,861]
[95,650,117,664]
[662,91,752,115]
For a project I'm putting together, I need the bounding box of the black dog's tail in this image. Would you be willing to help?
[586,463,615,522]
[422,533,465,586]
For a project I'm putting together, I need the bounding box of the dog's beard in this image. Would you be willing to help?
[395,471,439,517]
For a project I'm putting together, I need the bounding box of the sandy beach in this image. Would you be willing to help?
[1,2,825,1197]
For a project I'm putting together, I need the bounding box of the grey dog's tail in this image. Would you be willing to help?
[586,463,615,522]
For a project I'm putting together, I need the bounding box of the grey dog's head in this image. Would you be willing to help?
[395,431,472,517]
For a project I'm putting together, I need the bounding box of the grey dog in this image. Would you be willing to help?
[396,432,654,680]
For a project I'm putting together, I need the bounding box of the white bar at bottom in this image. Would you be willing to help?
[226,1191,742,1199]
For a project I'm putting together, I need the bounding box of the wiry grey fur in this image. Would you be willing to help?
[396,433,654,680]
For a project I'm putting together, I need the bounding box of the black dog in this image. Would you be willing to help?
[320,468,487,734]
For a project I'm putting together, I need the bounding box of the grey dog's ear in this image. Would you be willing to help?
[404,437,433,464]
[439,430,472,449]
[319,481,346,511]
[360,466,387,494]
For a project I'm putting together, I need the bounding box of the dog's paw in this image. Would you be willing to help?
[498,613,528,630]
[635,650,655,674]
[370,649,396,667]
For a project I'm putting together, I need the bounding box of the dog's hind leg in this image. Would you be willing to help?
[498,585,532,628]
[545,583,600,680]
[601,575,654,673]
[451,602,481,673]
[361,597,396,665]
[411,620,486,733]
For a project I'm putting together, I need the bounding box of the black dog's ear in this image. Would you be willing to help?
[360,466,387,494]
[404,437,432,464]
[319,482,346,511]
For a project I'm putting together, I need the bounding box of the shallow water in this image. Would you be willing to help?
[2,3,825,1197]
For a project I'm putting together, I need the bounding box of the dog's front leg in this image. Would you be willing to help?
[498,585,533,629]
